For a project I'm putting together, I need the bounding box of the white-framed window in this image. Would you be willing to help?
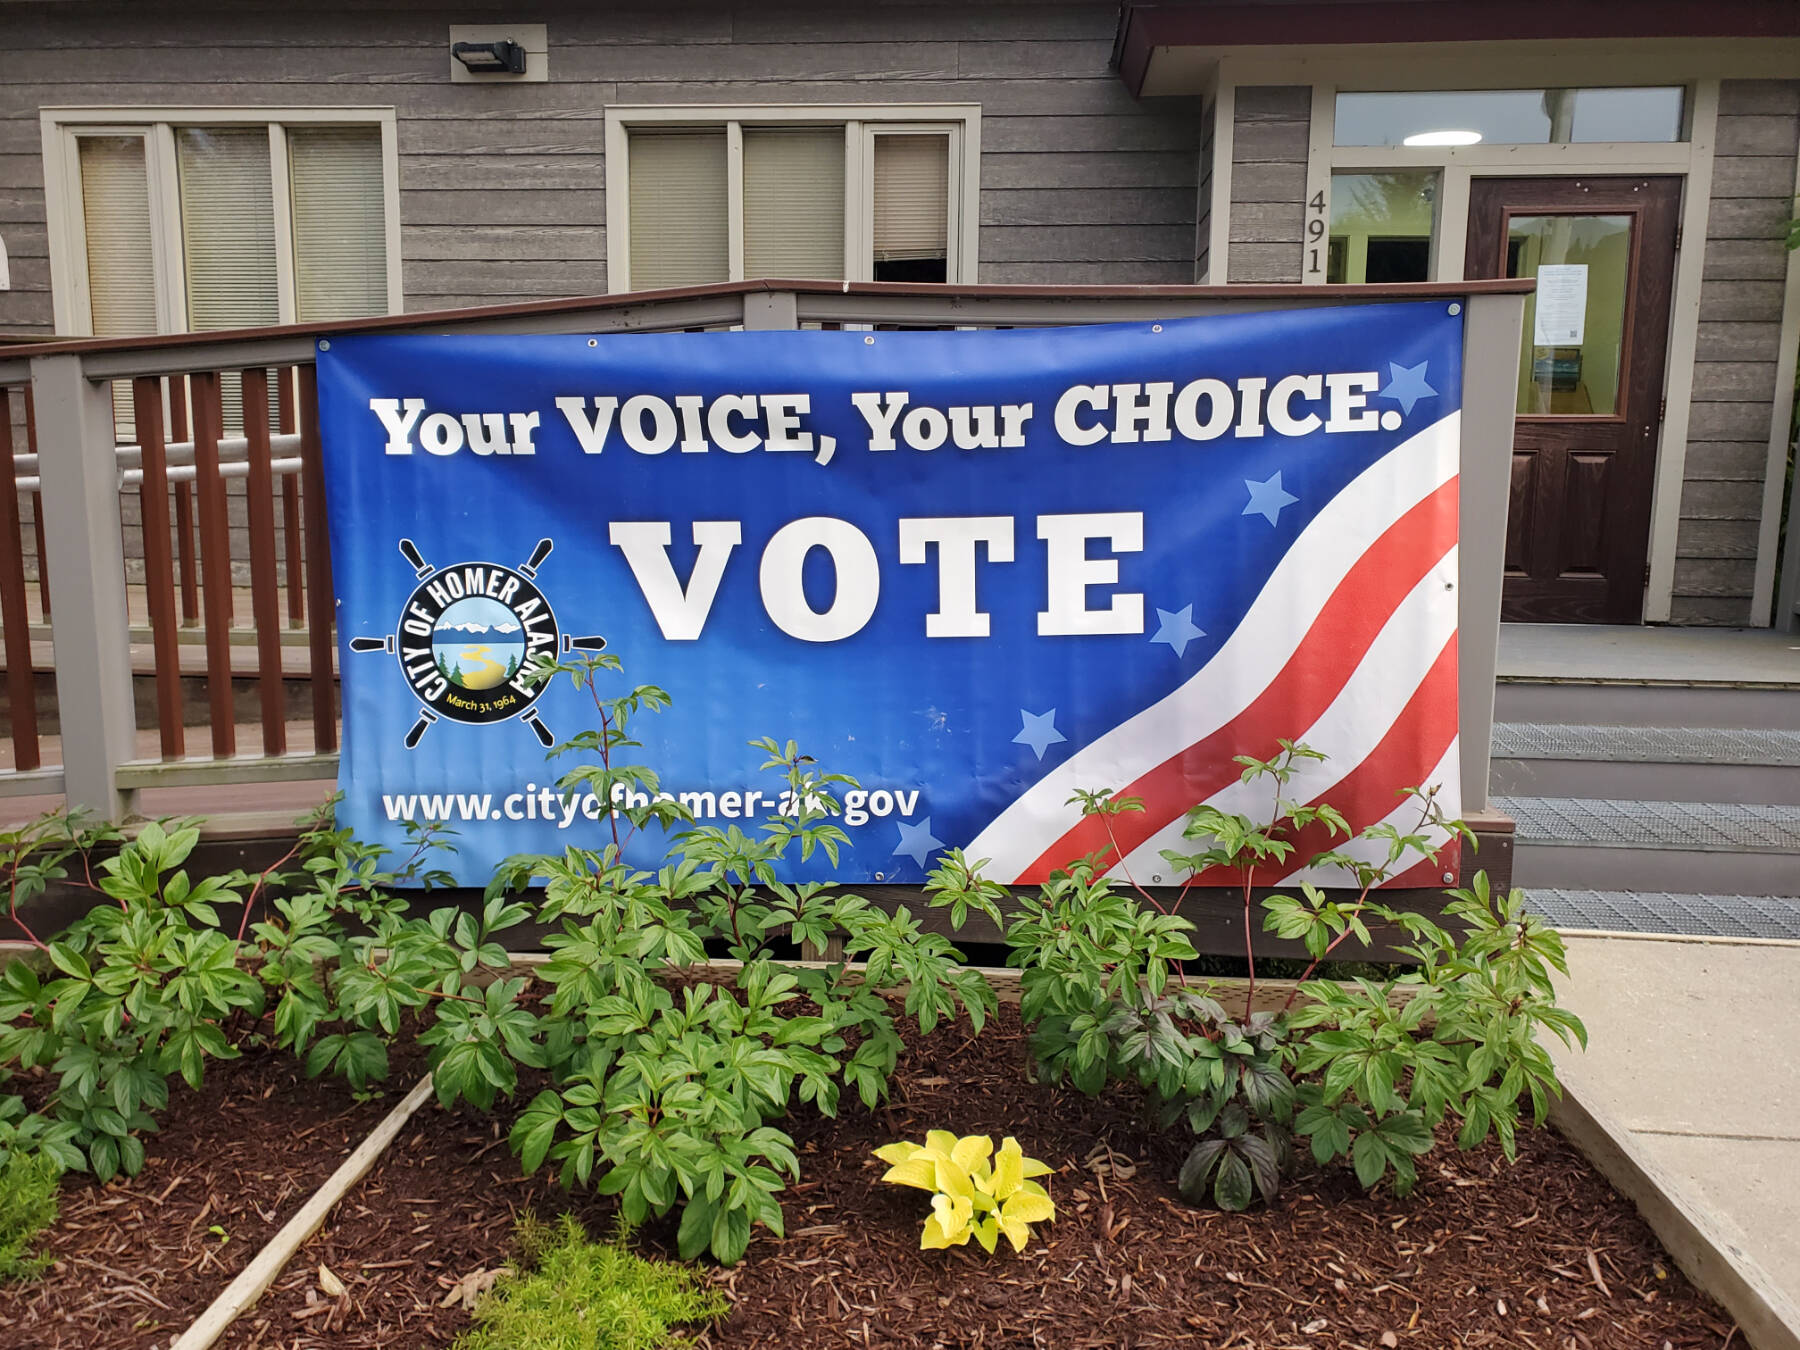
[604,105,981,292]
[42,108,402,341]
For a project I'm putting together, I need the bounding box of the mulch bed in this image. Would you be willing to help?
[0,1041,427,1350]
[189,1006,1733,1350]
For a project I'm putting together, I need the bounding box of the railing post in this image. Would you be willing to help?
[741,289,799,331]
[30,353,138,820]
[1456,293,1526,815]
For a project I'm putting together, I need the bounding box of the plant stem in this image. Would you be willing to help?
[1241,866,1256,1020]
[236,840,303,944]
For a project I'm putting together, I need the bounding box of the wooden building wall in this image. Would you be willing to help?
[0,0,1204,335]
[1675,79,1800,625]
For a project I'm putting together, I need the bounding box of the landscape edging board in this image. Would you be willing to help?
[1550,1084,1800,1350]
[167,1073,436,1350]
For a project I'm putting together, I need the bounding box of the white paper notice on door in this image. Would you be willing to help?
[1534,263,1588,346]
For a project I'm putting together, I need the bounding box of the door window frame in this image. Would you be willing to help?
[1273,77,1716,626]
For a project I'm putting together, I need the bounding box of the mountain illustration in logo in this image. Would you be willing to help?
[431,596,526,691]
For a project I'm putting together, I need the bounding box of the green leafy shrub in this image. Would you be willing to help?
[453,1214,726,1350]
[0,652,993,1265]
[0,1150,59,1280]
[926,741,1586,1211]
[500,654,995,1263]
[0,808,453,1182]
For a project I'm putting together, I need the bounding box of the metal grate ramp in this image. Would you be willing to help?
[1495,795,1800,852]
[1524,889,1800,940]
[1493,723,1800,765]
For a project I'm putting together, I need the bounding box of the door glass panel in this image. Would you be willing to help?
[1326,171,1437,283]
[1506,213,1632,416]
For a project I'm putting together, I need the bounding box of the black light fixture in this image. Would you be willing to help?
[451,39,527,75]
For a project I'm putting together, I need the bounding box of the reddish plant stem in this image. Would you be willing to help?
[1098,817,1190,988]
[1241,866,1257,1020]
[236,839,304,943]
[6,851,49,952]
[1281,882,1377,1015]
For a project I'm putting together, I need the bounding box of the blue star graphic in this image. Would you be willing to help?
[1379,361,1437,416]
[1242,471,1299,526]
[1150,604,1205,658]
[1013,708,1067,761]
[892,817,944,869]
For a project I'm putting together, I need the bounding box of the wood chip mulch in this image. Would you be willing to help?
[200,1005,1733,1350]
[0,1041,425,1350]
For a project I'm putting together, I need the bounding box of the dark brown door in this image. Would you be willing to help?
[1465,177,1680,624]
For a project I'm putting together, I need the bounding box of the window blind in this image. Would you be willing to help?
[76,136,158,436]
[288,126,388,322]
[627,130,729,291]
[176,128,279,332]
[872,135,949,263]
[743,127,845,281]
[177,128,279,433]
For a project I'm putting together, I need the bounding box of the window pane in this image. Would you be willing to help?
[1325,171,1436,284]
[77,137,157,338]
[872,134,949,283]
[1334,88,1684,147]
[627,130,728,290]
[1506,214,1632,416]
[1566,88,1685,143]
[77,136,157,437]
[176,128,279,331]
[743,127,845,280]
[289,126,388,321]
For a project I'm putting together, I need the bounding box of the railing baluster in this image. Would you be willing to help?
[297,365,337,754]
[189,371,236,758]
[169,376,200,626]
[133,377,185,760]
[277,368,305,627]
[241,369,287,756]
[0,389,42,772]
[23,389,49,620]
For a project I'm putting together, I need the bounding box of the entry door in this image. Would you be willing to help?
[1465,177,1680,624]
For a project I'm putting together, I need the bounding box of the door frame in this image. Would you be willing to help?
[1280,77,1717,624]
[1465,174,1683,623]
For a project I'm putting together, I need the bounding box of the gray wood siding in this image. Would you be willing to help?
[1672,78,1800,626]
[0,0,1205,332]
[1226,86,1309,284]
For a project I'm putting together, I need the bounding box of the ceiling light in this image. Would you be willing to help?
[1403,129,1483,147]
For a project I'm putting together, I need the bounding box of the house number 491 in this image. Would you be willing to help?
[1305,189,1326,280]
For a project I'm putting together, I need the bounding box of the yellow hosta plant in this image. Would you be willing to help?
[874,1132,1056,1253]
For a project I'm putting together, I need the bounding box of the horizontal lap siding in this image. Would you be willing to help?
[1,0,1204,328]
[1672,78,1800,626]
[1227,86,1308,284]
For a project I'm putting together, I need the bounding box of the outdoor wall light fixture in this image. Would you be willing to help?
[1403,129,1483,146]
[451,39,527,74]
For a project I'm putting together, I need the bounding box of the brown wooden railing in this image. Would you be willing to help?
[0,279,1530,828]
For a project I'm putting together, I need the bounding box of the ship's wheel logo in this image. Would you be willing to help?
[349,538,606,749]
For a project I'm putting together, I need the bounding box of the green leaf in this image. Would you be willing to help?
[1351,1131,1388,1190]
[1213,1148,1254,1211]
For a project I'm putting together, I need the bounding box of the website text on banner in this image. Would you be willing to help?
[315,302,1463,888]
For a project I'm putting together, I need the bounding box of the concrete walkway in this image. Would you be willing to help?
[1550,931,1800,1349]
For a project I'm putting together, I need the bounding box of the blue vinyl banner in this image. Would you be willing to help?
[317,302,1465,888]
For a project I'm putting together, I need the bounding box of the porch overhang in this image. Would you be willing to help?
[1114,1,1800,97]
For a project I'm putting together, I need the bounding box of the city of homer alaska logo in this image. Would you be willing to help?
[349,538,606,749]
